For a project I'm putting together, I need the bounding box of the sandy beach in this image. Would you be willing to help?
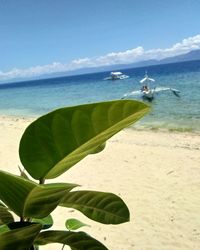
[0,115,200,250]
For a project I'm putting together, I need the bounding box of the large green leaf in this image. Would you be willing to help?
[35,230,108,250]
[0,223,42,250]
[0,206,14,225]
[0,170,77,218]
[60,190,129,224]
[19,100,149,180]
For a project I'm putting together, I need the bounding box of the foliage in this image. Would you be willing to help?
[0,100,149,249]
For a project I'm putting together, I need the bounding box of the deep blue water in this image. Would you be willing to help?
[0,60,200,132]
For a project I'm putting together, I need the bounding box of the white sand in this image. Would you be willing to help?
[0,116,200,250]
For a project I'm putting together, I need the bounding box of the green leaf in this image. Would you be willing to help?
[60,190,130,224]
[0,206,14,225]
[0,224,10,234]
[35,230,108,250]
[19,100,149,180]
[0,223,42,250]
[32,214,53,229]
[65,218,89,231]
[0,170,77,218]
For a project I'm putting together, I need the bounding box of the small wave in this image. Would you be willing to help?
[122,90,141,99]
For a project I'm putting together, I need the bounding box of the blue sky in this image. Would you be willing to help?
[1,0,200,81]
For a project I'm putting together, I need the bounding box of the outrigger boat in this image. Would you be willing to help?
[122,71,180,101]
[140,72,156,101]
[104,71,129,80]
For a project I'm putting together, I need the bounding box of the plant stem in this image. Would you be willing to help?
[20,216,24,222]
[39,178,45,184]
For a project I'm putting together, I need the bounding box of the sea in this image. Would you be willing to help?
[0,60,200,133]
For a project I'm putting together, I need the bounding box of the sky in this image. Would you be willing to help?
[1,0,200,82]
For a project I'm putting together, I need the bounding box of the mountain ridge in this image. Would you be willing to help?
[47,49,200,77]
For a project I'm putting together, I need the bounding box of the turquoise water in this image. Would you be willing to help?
[0,60,200,132]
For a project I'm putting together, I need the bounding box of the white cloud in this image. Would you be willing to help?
[1,34,200,82]
[94,47,145,66]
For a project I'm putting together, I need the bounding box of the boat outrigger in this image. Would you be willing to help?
[104,71,129,80]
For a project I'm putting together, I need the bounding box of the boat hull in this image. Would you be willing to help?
[104,73,129,80]
[142,89,155,101]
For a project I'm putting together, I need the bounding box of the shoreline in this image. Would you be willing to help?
[0,115,200,249]
[0,114,200,135]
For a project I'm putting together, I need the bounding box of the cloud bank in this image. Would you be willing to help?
[1,34,200,82]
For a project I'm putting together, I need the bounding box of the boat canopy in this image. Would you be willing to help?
[111,72,123,76]
[140,74,155,84]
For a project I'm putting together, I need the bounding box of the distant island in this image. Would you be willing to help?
[45,49,200,78]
